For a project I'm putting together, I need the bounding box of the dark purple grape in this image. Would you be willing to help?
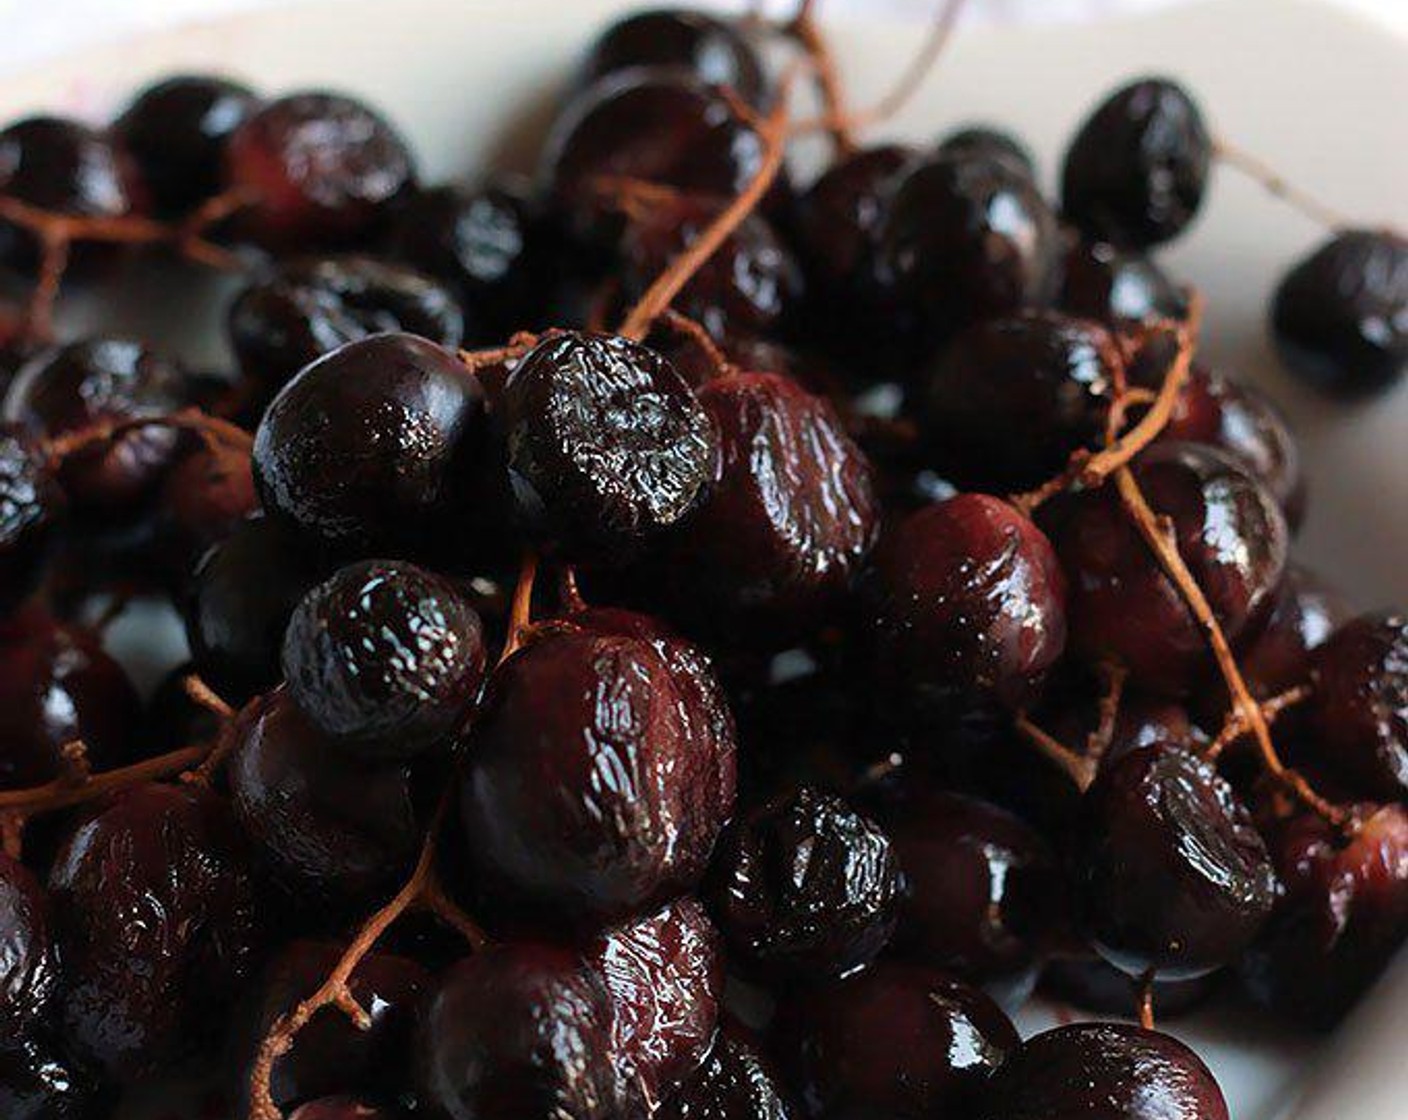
[869,150,1059,356]
[461,623,736,924]
[1241,802,1408,1028]
[1061,77,1211,248]
[252,333,488,557]
[879,790,1063,1007]
[795,144,914,296]
[1271,229,1407,398]
[654,372,879,641]
[0,423,64,613]
[1236,564,1351,702]
[1076,741,1277,980]
[1158,364,1305,528]
[224,92,416,250]
[235,939,428,1108]
[982,1022,1229,1120]
[915,310,1123,491]
[229,691,421,906]
[0,612,139,789]
[499,331,715,565]
[1306,612,1407,801]
[935,124,1035,178]
[0,853,59,1038]
[862,494,1068,719]
[621,199,802,344]
[576,8,767,104]
[585,896,722,1111]
[708,786,900,980]
[384,179,550,338]
[416,943,624,1120]
[228,255,465,397]
[1057,238,1188,328]
[658,1023,794,1120]
[0,116,147,265]
[540,70,783,243]
[183,515,329,700]
[149,435,258,584]
[112,74,260,215]
[281,559,486,757]
[47,783,261,1079]
[775,962,1017,1119]
[3,337,188,520]
[1053,442,1288,695]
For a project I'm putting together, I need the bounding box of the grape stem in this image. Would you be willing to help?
[788,0,969,136]
[498,551,539,665]
[1011,299,1202,516]
[785,0,856,154]
[43,406,254,469]
[1204,684,1311,762]
[1113,467,1346,826]
[1086,662,1129,763]
[1012,713,1097,792]
[616,66,797,342]
[244,788,487,1120]
[458,330,545,395]
[656,308,739,382]
[1212,137,1353,232]
[1136,969,1157,1031]
[0,191,248,345]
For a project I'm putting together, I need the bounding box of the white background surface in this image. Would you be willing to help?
[0,0,1405,75]
[0,0,1404,1117]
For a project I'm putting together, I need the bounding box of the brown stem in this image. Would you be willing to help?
[459,331,544,395]
[0,814,23,859]
[45,407,253,468]
[1113,467,1346,826]
[616,72,796,342]
[1204,684,1311,762]
[183,673,237,721]
[1136,969,1157,1031]
[789,0,968,136]
[787,0,855,154]
[25,230,70,343]
[1213,137,1353,232]
[558,565,588,614]
[418,877,490,951]
[498,552,539,665]
[56,740,91,786]
[1087,662,1129,763]
[1012,311,1198,516]
[245,794,460,1120]
[0,193,248,331]
[655,308,739,382]
[0,743,210,814]
[1013,713,1097,792]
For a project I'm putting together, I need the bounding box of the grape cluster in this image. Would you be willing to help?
[0,7,1403,1120]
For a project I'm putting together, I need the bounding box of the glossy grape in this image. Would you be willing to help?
[1076,741,1277,979]
[1061,77,1211,248]
[228,255,465,396]
[282,559,487,757]
[461,622,736,924]
[500,331,715,565]
[224,92,416,250]
[113,74,260,215]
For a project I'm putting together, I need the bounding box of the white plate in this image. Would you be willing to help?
[4,1,1406,1118]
